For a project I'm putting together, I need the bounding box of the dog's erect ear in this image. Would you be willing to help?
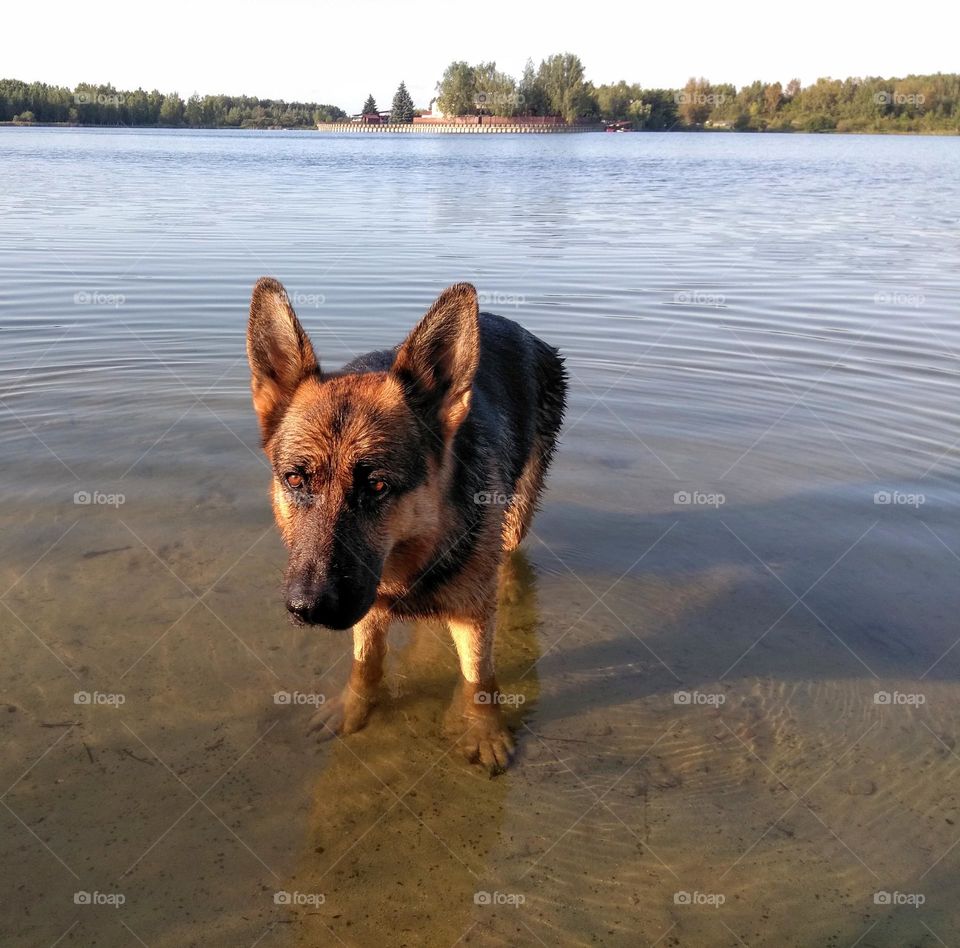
[391,283,480,437]
[246,277,319,442]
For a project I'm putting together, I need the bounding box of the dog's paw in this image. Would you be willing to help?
[456,716,515,775]
[444,696,516,775]
[307,687,376,742]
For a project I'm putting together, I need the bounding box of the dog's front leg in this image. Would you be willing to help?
[309,608,389,740]
[445,615,515,773]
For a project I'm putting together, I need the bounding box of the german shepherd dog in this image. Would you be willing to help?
[246,279,566,772]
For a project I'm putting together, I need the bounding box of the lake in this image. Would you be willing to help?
[2,126,959,947]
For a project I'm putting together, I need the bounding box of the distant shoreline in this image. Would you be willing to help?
[5,71,959,135]
[315,121,600,134]
[1,121,957,137]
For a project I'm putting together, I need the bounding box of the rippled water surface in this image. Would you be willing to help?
[2,127,960,947]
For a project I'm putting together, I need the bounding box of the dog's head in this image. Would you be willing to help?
[246,277,479,630]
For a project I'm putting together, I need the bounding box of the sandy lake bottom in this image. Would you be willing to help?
[2,127,960,946]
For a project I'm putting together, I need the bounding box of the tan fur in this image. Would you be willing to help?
[501,450,540,552]
[247,279,318,442]
[272,481,295,541]
[352,608,390,665]
[247,278,536,772]
[448,617,494,683]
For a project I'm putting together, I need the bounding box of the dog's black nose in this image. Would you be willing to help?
[285,593,315,622]
[284,570,376,630]
[285,578,341,626]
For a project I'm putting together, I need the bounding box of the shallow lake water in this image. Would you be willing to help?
[2,127,960,947]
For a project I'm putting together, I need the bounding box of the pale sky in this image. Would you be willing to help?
[8,0,957,112]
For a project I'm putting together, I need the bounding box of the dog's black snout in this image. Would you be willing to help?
[286,581,331,617]
[285,575,343,626]
[284,560,378,630]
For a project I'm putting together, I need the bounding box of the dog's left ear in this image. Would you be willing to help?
[392,283,480,437]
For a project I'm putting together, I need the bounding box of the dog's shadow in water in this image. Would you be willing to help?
[525,488,960,725]
[286,550,542,944]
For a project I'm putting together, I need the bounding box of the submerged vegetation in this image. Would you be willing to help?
[2,64,959,133]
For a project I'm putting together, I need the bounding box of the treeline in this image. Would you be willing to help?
[0,79,346,127]
[4,68,959,133]
[673,74,960,132]
[436,56,960,132]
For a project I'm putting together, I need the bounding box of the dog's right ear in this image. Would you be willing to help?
[246,277,319,442]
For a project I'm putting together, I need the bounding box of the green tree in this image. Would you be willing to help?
[537,53,585,122]
[594,81,660,127]
[436,62,476,116]
[361,93,378,115]
[517,58,548,115]
[595,80,638,121]
[578,83,600,121]
[158,92,184,126]
[474,62,520,115]
[537,53,587,122]
[678,77,714,125]
[804,113,837,132]
[390,81,414,123]
[123,88,149,124]
[185,94,202,127]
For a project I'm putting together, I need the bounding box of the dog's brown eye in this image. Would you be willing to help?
[370,479,388,495]
[284,472,303,489]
